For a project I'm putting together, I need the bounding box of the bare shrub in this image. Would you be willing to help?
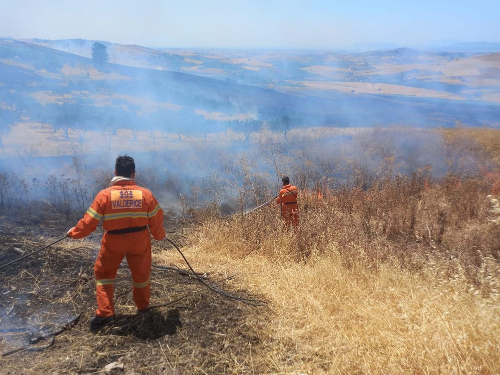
[0,172,14,212]
[188,170,500,373]
[70,178,92,212]
[194,169,497,281]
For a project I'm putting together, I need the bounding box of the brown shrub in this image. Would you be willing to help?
[194,172,497,283]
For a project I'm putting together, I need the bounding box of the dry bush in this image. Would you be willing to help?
[196,171,495,263]
[441,127,500,168]
[188,171,500,373]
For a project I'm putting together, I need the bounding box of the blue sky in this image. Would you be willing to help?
[0,0,498,48]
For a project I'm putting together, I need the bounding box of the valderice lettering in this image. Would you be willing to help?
[110,190,143,210]
[112,199,143,209]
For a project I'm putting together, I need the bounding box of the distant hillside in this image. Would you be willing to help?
[24,39,500,109]
[0,37,499,158]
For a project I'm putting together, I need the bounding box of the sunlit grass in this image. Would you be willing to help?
[164,175,500,373]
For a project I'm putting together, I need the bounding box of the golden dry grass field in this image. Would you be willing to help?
[168,127,500,372]
[181,172,500,373]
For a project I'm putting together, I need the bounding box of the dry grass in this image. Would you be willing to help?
[182,174,500,373]
[2,127,500,373]
[441,127,500,169]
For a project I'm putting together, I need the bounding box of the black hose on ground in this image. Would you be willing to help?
[162,237,267,307]
[0,236,67,271]
[1,313,82,357]
[0,234,266,357]
[0,233,266,306]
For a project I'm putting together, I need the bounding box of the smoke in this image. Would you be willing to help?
[0,38,499,214]
[0,254,84,349]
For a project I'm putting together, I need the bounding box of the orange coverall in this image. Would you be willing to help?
[68,179,165,318]
[276,184,299,226]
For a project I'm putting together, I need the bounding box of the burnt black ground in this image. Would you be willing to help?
[0,213,271,374]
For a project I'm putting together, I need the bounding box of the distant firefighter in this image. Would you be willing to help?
[276,176,299,227]
[66,155,166,328]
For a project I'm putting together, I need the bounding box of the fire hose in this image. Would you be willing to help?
[161,237,265,306]
[243,196,278,215]
[0,235,266,305]
[1,313,82,357]
[0,236,67,271]
[0,232,266,356]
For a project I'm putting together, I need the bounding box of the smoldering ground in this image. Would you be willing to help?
[0,216,269,373]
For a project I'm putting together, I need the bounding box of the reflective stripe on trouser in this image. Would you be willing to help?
[94,230,152,317]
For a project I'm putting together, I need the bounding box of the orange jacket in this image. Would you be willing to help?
[276,184,299,209]
[68,180,165,240]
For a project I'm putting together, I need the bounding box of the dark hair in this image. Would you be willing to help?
[115,155,135,177]
[282,176,290,185]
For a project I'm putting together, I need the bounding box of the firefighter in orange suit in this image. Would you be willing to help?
[67,155,165,328]
[276,176,299,227]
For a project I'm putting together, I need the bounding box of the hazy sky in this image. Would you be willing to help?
[0,0,498,49]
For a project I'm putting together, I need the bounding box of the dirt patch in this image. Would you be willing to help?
[0,216,271,373]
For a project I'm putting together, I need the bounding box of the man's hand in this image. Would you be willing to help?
[66,227,75,238]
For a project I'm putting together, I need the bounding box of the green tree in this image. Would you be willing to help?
[91,42,109,65]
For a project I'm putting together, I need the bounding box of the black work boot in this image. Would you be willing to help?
[90,315,115,328]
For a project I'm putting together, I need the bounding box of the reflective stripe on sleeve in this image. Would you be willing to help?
[95,279,115,286]
[87,207,103,220]
[148,204,161,218]
[133,278,150,288]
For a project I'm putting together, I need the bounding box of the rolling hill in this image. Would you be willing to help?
[0,38,499,160]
